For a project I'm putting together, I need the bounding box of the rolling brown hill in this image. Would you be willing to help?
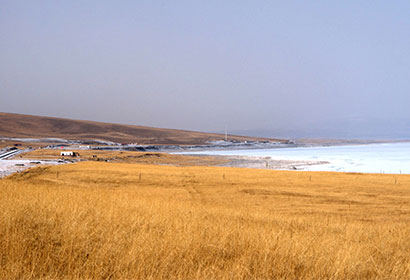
[0,112,285,145]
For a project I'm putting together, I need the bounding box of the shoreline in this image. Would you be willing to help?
[213,155,329,171]
[178,142,410,174]
[2,141,410,177]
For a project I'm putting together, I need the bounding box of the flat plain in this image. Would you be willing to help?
[19,149,228,167]
[1,161,410,279]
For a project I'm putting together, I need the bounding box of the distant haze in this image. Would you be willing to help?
[1,1,409,139]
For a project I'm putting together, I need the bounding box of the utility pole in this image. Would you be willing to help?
[224,126,228,141]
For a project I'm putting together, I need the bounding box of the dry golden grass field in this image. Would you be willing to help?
[1,162,410,279]
[20,149,228,166]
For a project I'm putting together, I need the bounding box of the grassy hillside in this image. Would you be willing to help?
[1,162,410,279]
[0,112,282,145]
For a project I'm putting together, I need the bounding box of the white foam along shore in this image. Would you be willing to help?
[0,148,64,178]
[176,142,410,174]
[0,159,63,178]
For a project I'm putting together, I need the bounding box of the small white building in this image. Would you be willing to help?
[61,151,74,156]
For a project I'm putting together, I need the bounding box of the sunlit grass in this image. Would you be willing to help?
[20,149,227,166]
[1,162,410,279]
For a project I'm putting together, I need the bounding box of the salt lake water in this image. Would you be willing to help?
[181,142,410,174]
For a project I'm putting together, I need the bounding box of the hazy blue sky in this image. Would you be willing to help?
[1,1,409,138]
